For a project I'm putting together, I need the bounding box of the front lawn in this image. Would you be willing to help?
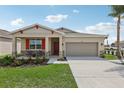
[0,64,77,88]
[103,54,118,60]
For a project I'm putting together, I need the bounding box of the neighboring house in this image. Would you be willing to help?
[0,29,21,55]
[11,24,107,57]
[112,41,124,48]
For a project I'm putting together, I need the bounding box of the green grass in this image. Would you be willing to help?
[0,64,77,88]
[104,54,118,60]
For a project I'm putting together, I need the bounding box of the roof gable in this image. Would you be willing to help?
[11,24,65,35]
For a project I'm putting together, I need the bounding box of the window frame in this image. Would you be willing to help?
[29,39,42,50]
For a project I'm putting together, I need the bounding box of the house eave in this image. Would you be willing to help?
[64,36,108,38]
[64,33,108,38]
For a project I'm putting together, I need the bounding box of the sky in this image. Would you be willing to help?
[0,5,124,44]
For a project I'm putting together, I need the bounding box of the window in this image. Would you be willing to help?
[30,40,35,49]
[36,40,41,49]
[30,39,42,49]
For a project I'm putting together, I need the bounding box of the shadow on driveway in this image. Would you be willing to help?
[105,65,124,77]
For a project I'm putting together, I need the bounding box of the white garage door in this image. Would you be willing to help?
[66,42,98,56]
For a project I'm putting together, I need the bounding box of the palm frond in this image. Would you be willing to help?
[109,5,124,17]
[108,12,118,17]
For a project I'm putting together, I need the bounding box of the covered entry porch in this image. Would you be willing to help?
[12,36,63,58]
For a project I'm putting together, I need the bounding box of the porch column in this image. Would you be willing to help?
[45,37,49,57]
[12,37,17,57]
[59,36,63,58]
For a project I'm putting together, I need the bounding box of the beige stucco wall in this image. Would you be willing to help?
[0,37,21,55]
[21,38,25,51]
[63,37,105,56]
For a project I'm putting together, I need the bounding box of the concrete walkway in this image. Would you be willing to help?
[48,56,68,64]
[68,57,124,88]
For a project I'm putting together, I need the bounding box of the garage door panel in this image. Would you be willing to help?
[66,42,98,56]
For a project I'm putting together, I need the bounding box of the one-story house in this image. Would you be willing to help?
[0,29,21,55]
[11,24,107,57]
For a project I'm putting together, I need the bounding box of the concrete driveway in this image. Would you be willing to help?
[68,57,124,88]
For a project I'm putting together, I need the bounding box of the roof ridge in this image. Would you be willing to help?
[56,27,78,33]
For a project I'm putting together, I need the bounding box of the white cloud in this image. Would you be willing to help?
[11,18,24,26]
[113,17,118,22]
[44,14,68,23]
[109,36,116,43]
[76,22,124,44]
[73,9,79,14]
[113,17,124,22]
[85,22,115,34]
[84,22,116,44]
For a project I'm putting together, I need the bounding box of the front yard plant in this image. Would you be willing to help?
[0,55,14,66]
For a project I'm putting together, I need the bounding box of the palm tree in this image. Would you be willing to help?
[109,5,124,60]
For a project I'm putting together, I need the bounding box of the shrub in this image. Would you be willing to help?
[33,56,41,64]
[42,56,45,61]
[100,54,105,58]
[44,58,49,62]
[20,58,26,64]
[111,51,114,55]
[11,60,23,66]
[27,57,33,64]
[42,56,48,62]
[0,55,13,66]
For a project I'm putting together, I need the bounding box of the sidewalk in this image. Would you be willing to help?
[48,57,68,64]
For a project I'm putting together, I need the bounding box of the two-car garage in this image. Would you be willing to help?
[66,42,98,57]
[58,28,107,57]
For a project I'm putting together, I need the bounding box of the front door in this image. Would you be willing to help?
[53,42,59,55]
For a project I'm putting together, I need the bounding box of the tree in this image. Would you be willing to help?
[109,5,124,60]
